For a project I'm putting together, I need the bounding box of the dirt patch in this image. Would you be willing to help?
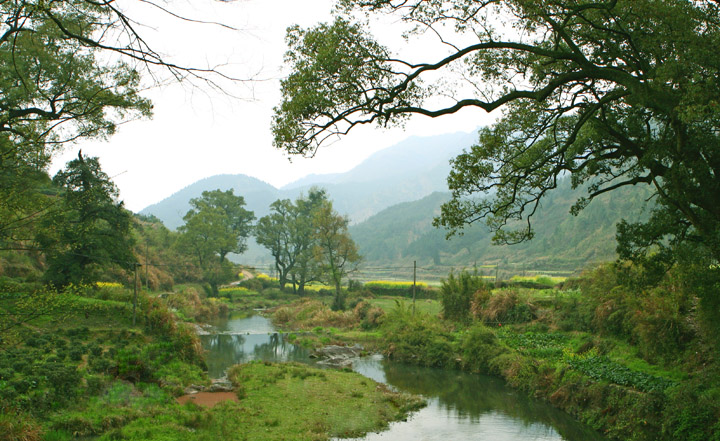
[176,391,239,407]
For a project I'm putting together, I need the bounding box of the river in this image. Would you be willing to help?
[200,312,607,441]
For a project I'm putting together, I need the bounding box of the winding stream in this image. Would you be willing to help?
[200,313,607,441]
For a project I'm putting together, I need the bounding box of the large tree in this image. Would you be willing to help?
[0,0,243,249]
[36,153,135,287]
[256,188,328,293]
[178,189,255,294]
[313,199,361,310]
[272,0,720,269]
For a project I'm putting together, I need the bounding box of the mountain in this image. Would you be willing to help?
[139,174,281,230]
[349,178,654,272]
[282,131,476,222]
[139,130,478,228]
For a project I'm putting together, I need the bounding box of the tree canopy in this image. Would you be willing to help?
[0,0,244,249]
[272,0,720,267]
[36,153,135,286]
[313,198,361,309]
[178,189,254,294]
[255,188,328,292]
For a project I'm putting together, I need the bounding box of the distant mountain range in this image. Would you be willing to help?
[139,129,652,272]
[139,130,477,228]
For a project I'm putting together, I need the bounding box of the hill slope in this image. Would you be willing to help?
[350,178,653,271]
[139,174,281,230]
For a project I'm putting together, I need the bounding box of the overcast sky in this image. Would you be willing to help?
[49,0,496,212]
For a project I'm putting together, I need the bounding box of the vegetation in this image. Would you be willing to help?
[313,199,362,310]
[273,0,720,342]
[260,259,720,441]
[36,154,136,287]
[255,189,327,292]
[226,361,425,440]
[273,0,720,254]
[350,174,652,270]
[2,2,719,440]
[178,190,255,296]
[257,192,362,306]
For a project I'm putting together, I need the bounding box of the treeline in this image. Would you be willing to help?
[0,155,360,308]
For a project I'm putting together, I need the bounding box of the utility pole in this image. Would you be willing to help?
[132,263,140,326]
[412,260,417,316]
[145,240,149,290]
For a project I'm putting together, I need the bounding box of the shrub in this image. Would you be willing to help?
[475,289,536,325]
[382,302,456,368]
[440,269,488,322]
[0,412,42,441]
[459,324,506,372]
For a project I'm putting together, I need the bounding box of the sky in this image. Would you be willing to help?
[49,0,496,213]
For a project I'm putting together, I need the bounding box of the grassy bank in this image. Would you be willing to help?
[0,283,424,441]
[267,267,720,441]
[226,361,424,440]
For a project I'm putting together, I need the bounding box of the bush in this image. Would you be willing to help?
[474,289,536,325]
[440,269,488,322]
[459,324,507,372]
[0,412,42,441]
[382,302,456,368]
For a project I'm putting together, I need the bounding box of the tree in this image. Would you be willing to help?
[272,0,720,268]
[255,189,331,294]
[0,1,244,249]
[291,189,328,294]
[36,154,135,286]
[312,200,361,310]
[256,198,297,289]
[178,189,254,294]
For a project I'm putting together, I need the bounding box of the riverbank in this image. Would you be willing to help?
[0,284,425,441]
[266,270,720,441]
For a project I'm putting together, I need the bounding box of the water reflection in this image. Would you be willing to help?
[200,313,314,378]
[201,315,606,441]
[348,357,606,441]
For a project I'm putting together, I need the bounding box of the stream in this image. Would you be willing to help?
[200,313,607,441]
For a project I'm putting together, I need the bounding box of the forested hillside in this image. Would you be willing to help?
[351,177,653,271]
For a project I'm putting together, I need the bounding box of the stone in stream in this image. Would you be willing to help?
[313,344,364,367]
[183,377,233,394]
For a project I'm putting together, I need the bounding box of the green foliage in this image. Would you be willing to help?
[36,155,135,287]
[312,198,362,304]
[564,349,675,393]
[498,330,569,361]
[440,268,487,322]
[0,0,151,251]
[382,301,456,368]
[255,189,327,291]
[178,189,254,294]
[472,288,536,325]
[458,324,507,372]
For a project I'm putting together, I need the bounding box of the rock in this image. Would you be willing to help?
[313,344,364,367]
[184,384,203,394]
[207,377,234,392]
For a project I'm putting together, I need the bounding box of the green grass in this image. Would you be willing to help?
[226,361,425,440]
[368,297,442,316]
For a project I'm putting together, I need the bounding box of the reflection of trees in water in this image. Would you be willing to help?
[382,362,606,441]
[201,333,312,378]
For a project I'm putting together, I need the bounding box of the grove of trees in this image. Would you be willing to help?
[256,189,361,307]
[272,0,720,323]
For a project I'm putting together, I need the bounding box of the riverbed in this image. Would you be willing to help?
[200,313,607,441]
